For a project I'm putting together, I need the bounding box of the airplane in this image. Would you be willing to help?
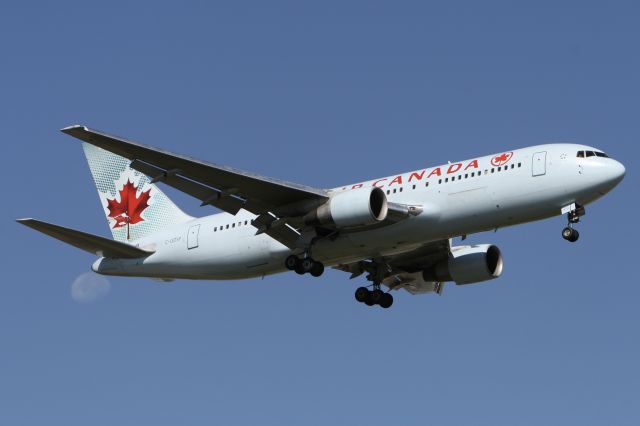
[18,126,626,308]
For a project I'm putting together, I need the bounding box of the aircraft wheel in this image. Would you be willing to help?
[370,289,384,305]
[355,287,369,303]
[562,227,579,242]
[569,229,580,242]
[379,293,393,309]
[310,261,324,277]
[295,262,306,275]
[301,258,315,273]
[285,255,299,271]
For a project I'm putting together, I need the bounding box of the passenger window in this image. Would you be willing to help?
[226,225,229,229]
[491,168,495,173]
[386,190,390,195]
[511,164,514,169]
[498,166,501,171]
[393,189,397,194]
[245,220,248,225]
[412,184,416,190]
[439,179,442,184]
[214,227,217,232]
[518,163,521,167]
[457,175,461,180]
[425,182,429,187]
[399,187,403,192]
[445,178,449,183]
[471,172,475,177]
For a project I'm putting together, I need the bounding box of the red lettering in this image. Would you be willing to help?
[447,163,462,174]
[388,175,403,186]
[427,167,441,178]
[408,170,426,182]
[464,159,479,170]
[371,179,386,188]
[352,183,364,189]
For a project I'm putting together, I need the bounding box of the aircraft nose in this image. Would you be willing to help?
[609,159,626,185]
[598,158,626,192]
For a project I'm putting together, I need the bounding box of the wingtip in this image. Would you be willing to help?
[16,218,34,224]
[60,124,88,134]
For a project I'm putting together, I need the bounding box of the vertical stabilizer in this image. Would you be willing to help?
[82,143,193,242]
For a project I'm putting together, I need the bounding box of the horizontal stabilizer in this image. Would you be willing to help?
[16,218,154,259]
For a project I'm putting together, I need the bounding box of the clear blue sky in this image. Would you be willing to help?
[1,1,638,425]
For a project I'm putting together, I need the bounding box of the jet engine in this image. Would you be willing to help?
[423,244,504,285]
[304,187,388,228]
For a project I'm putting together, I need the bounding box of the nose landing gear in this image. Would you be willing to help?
[562,226,580,242]
[561,203,585,243]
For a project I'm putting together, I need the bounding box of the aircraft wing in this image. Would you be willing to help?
[61,125,329,248]
[333,239,451,295]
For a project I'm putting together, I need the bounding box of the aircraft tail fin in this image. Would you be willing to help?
[17,218,153,259]
[81,142,193,242]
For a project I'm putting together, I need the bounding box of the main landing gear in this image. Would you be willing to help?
[354,285,393,309]
[285,255,325,277]
[561,203,585,243]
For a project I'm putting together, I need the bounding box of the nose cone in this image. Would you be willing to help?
[595,159,626,194]
[609,159,626,187]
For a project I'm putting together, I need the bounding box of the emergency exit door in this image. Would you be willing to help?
[187,224,200,249]
[532,151,547,176]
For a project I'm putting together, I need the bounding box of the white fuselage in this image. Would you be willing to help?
[92,143,625,280]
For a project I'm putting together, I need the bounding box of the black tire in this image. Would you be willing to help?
[295,263,306,275]
[285,255,299,271]
[301,258,315,273]
[569,229,580,242]
[355,287,369,303]
[310,261,324,277]
[562,227,573,240]
[379,293,393,309]
[370,289,384,305]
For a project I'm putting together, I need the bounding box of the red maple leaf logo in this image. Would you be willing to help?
[491,152,513,166]
[106,180,151,239]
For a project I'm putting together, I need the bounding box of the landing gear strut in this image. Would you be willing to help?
[561,203,585,243]
[285,254,324,277]
[354,284,393,309]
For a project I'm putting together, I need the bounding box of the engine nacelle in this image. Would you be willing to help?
[423,244,504,285]
[304,187,388,228]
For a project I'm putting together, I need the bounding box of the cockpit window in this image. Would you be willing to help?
[577,150,609,158]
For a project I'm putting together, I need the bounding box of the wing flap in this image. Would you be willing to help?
[130,159,249,215]
[333,239,451,295]
[131,159,301,248]
[17,218,154,259]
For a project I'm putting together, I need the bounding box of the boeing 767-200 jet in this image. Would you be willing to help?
[18,126,625,308]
